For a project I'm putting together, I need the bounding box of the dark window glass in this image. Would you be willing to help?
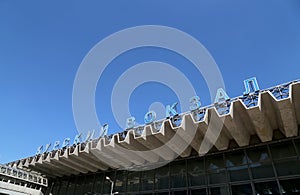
[225,151,248,167]
[231,184,253,195]
[52,181,61,195]
[247,146,274,179]
[102,172,115,195]
[210,186,228,195]
[294,139,300,155]
[274,158,300,176]
[250,161,274,179]
[65,177,77,195]
[172,190,187,195]
[187,158,206,187]
[74,176,83,194]
[154,192,169,195]
[270,141,297,159]
[141,170,154,191]
[207,168,227,184]
[280,178,300,194]
[127,171,140,192]
[170,160,186,188]
[81,175,95,195]
[155,166,169,190]
[206,154,225,170]
[225,151,249,182]
[115,171,126,193]
[190,188,206,195]
[247,146,270,163]
[254,181,280,195]
[92,173,104,194]
[228,166,249,182]
[58,179,68,195]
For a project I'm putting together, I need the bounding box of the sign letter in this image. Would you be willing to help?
[166,102,178,118]
[189,96,201,110]
[244,77,259,94]
[144,111,156,124]
[214,88,230,103]
[126,117,136,129]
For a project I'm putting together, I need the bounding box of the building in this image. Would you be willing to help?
[6,79,300,195]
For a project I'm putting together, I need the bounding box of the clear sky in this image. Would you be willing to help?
[0,0,300,163]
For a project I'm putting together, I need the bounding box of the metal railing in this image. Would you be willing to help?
[0,164,47,187]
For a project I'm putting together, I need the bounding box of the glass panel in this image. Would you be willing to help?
[74,176,83,194]
[92,173,104,194]
[170,160,186,188]
[66,177,76,195]
[225,151,248,167]
[280,178,300,194]
[247,146,270,163]
[210,186,228,195]
[141,170,154,191]
[115,171,126,193]
[270,141,297,159]
[254,181,280,195]
[225,151,249,182]
[58,179,68,195]
[155,165,170,190]
[154,192,169,195]
[190,188,206,195]
[228,166,249,182]
[187,158,206,187]
[172,190,187,195]
[274,158,300,176]
[127,171,140,192]
[81,175,95,195]
[250,162,274,179]
[206,154,225,170]
[294,139,300,155]
[247,146,274,179]
[52,180,61,195]
[231,184,253,195]
[207,169,227,184]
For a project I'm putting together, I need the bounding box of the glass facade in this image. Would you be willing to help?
[46,136,300,195]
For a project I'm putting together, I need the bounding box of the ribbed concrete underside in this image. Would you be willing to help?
[9,82,300,177]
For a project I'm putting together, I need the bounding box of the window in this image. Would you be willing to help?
[225,151,249,182]
[274,158,300,176]
[280,178,300,194]
[190,188,206,195]
[92,173,104,194]
[170,160,187,188]
[172,190,187,195]
[270,141,297,160]
[141,170,154,191]
[81,175,95,194]
[58,179,69,195]
[231,184,253,195]
[206,154,227,184]
[187,158,206,187]
[114,171,127,193]
[127,171,140,192]
[247,146,274,179]
[210,186,229,195]
[155,166,170,190]
[254,181,280,195]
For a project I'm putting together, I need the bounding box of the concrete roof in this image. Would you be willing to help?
[8,81,300,177]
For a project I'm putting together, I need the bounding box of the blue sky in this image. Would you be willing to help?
[0,0,299,163]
